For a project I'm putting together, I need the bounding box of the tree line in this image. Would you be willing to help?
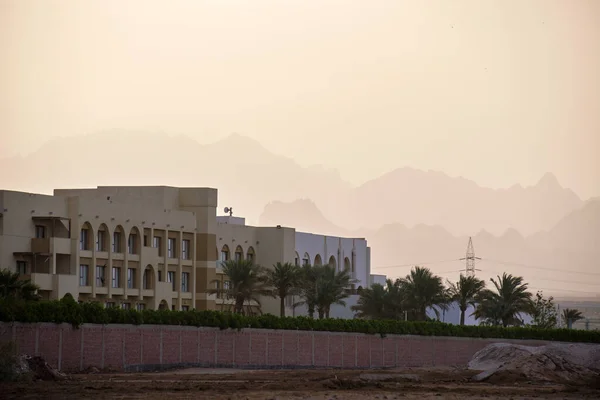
[210,261,584,329]
[352,266,586,329]
[0,263,587,329]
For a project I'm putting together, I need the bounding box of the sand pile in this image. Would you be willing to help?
[468,343,600,385]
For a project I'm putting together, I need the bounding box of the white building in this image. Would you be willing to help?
[215,214,373,318]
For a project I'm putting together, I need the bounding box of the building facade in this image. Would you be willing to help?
[214,216,371,317]
[0,186,372,317]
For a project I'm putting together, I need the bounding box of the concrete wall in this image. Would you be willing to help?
[0,322,550,372]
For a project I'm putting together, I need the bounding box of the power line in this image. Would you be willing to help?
[528,286,599,295]
[372,256,600,279]
[480,258,600,277]
[481,266,600,287]
[373,259,461,270]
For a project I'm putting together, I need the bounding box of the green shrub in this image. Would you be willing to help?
[0,299,598,343]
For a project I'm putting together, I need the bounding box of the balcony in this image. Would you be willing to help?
[23,273,79,297]
[25,273,54,291]
[31,238,72,255]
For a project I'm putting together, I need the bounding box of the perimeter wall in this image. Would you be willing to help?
[0,322,549,372]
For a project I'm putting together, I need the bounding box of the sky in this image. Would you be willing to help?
[1,0,599,199]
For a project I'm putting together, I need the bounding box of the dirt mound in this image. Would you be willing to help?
[469,343,600,386]
[468,343,533,371]
[11,355,67,381]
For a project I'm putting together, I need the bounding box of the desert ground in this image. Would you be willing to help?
[3,367,599,400]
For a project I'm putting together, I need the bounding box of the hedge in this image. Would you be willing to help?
[1,297,598,343]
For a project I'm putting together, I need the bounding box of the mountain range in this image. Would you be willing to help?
[1,131,598,297]
[0,131,585,235]
[260,197,600,297]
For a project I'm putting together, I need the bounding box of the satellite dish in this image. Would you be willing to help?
[224,207,233,216]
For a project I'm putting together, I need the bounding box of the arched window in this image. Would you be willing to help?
[235,245,244,261]
[344,257,351,272]
[220,245,230,262]
[96,224,109,252]
[246,246,255,263]
[314,254,322,266]
[113,225,125,253]
[128,227,141,255]
[328,255,336,268]
[80,222,93,251]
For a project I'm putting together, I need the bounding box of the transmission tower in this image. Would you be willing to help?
[459,237,481,277]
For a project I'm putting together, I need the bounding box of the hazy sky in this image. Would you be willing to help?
[1,0,599,198]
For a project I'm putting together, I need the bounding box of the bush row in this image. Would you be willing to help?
[1,298,598,343]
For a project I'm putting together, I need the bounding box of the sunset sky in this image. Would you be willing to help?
[1,0,599,199]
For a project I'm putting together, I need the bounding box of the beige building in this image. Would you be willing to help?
[0,186,372,316]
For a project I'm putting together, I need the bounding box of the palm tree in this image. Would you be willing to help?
[473,273,533,327]
[562,308,584,328]
[351,279,404,320]
[0,269,39,301]
[265,262,301,317]
[208,260,271,314]
[296,264,355,319]
[314,265,354,319]
[295,264,319,318]
[398,266,448,321]
[447,274,486,325]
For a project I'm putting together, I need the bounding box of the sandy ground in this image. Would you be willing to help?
[3,367,599,400]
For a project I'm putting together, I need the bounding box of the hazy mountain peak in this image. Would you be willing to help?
[474,229,495,240]
[536,172,561,189]
[501,227,524,240]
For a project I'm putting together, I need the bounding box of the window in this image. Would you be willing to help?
[136,303,145,311]
[302,257,309,266]
[121,303,131,310]
[79,264,89,286]
[154,237,162,256]
[220,250,229,262]
[80,229,89,250]
[96,265,106,287]
[182,239,190,260]
[105,302,115,308]
[181,306,189,311]
[158,270,163,282]
[235,251,242,261]
[128,234,136,254]
[167,271,176,291]
[113,232,121,253]
[168,238,176,258]
[247,253,253,263]
[143,235,148,247]
[127,268,135,289]
[181,272,190,292]
[111,267,121,288]
[295,257,299,266]
[16,261,27,275]
[96,231,105,251]
[35,225,46,239]
[224,280,231,290]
